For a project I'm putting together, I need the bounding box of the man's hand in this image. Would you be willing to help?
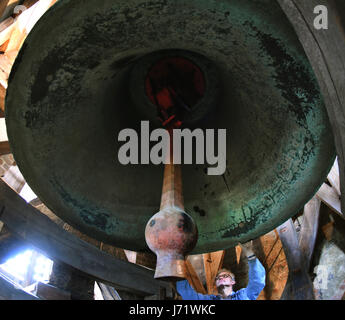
[239,241,255,259]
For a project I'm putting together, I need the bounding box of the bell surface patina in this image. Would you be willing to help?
[5,0,335,253]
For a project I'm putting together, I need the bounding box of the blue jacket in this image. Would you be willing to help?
[176,258,266,300]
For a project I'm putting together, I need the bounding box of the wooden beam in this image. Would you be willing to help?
[6,0,56,53]
[0,17,15,47]
[0,273,39,300]
[32,282,71,300]
[203,250,225,295]
[0,1,10,20]
[0,141,10,155]
[0,51,13,88]
[0,0,56,53]
[96,282,121,300]
[0,83,5,112]
[0,118,8,140]
[317,183,343,218]
[0,1,57,112]
[22,0,41,9]
[235,245,242,264]
[0,16,14,33]
[0,0,20,22]
[124,249,137,264]
[277,219,314,300]
[2,164,25,193]
[0,179,172,297]
[327,158,341,196]
[185,258,207,294]
[299,197,321,270]
[29,197,42,207]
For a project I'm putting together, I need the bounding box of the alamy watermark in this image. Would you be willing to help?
[117,121,227,176]
[314,5,328,30]
[12,3,329,30]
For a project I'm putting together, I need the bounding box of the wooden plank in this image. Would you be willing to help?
[33,282,71,300]
[299,197,321,270]
[277,219,314,300]
[235,245,242,264]
[22,0,40,9]
[124,249,137,264]
[0,1,10,20]
[0,83,5,112]
[29,197,42,207]
[0,0,20,22]
[327,158,341,196]
[0,141,11,156]
[97,282,121,300]
[0,118,8,141]
[0,179,172,297]
[6,0,56,52]
[0,17,15,47]
[0,16,14,33]
[2,165,25,193]
[185,259,207,294]
[203,250,224,295]
[0,273,39,300]
[317,183,343,218]
[0,52,12,88]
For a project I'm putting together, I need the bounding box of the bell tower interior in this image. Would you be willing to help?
[0,0,344,302]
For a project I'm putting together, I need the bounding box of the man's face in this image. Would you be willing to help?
[215,272,235,288]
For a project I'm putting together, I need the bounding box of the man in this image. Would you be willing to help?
[176,241,266,300]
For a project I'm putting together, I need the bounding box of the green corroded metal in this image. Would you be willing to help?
[5,0,335,253]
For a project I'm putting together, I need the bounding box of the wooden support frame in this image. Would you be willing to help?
[277,195,322,299]
[277,219,315,300]
[0,180,172,297]
[317,183,343,218]
[328,158,341,196]
[185,258,207,295]
[298,197,321,270]
[124,249,137,264]
[0,1,11,20]
[0,0,57,114]
[5,0,57,53]
[0,83,5,113]
[0,272,39,300]
[203,251,225,295]
[0,1,20,22]
[0,141,10,155]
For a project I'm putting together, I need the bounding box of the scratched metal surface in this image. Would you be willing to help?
[5,0,335,253]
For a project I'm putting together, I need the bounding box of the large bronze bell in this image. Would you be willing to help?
[5,0,335,259]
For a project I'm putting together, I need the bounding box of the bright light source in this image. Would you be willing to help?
[19,183,38,203]
[0,249,53,286]
[0,250,32,281]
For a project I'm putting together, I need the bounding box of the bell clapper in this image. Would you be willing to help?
[144,58,200,280]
